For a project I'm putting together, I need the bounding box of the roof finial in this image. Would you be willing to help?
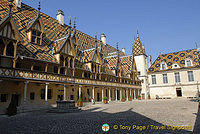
[117,42,119,57]
[95,35,98,50]
[38,0,41,14]
[137,29,139,37]
[73,17,77,29]
[116,42,119,51]
[8,0,13,16]
[69,16,72,26]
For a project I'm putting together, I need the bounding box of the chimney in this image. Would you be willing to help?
[56,10,64,25]
[15,0,21,8]
[100,33,106,45]
[122,48,125,55]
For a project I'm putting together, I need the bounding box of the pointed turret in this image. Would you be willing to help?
[132,30,146,56]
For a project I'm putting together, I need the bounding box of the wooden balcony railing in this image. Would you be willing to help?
[0,67,141,89]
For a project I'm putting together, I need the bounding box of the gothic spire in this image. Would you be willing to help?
[73,17,77,29]
[69,16,72,26]
[38,0,41,15]
[116,42,120,69]
[95,35,98,50]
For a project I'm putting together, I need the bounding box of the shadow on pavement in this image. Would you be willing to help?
[0,106,194,134]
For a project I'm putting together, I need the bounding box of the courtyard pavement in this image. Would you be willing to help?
[0,99,199,134]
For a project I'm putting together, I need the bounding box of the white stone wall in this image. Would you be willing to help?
[148,68,200,99]
[134,55,148,98]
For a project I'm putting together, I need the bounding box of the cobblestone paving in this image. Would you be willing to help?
[0,99,198,134]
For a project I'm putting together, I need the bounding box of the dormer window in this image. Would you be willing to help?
[160,62,167,70]
[31,29,42,45]
[27,16,44,45]
[185,59,192,67]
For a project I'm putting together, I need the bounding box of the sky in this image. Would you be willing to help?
[23,0,200,61]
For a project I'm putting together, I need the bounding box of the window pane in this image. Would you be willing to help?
[175,73,180,83]
[187,60,191,66]
[37,38,41,44]
[163,74,168,84]
[152,75,156,84]
[36,31,41,36]
[188,71,194,82]
[1,94,7,102]
[31,36,36,42]
[32,30,36,35]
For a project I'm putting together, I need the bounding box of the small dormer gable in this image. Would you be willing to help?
[27,16,45,45]
[185,58,193,67]
[160,61,168,70]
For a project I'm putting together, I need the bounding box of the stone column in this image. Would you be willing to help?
[126,88,128,101]
[45,83,49,105]
[92,86,95,100]
[102,87,104,102]
[120,89,122,100]
[79,85,82,98]
[23,81,28,104]
[64,85,67,101]
[115,89,118,101]
[109,88,111,101]
[134,89,136,99]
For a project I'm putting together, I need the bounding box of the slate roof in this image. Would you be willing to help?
[148,49,200,73]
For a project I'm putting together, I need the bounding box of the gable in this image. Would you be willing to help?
[0,21,15,40]
[61,40,73,56]
[0,16,22,41]
[33,21,42,32]
[92,52,100,63]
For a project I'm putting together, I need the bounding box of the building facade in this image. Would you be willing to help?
[148,49,200,99]
[0,0,141,114]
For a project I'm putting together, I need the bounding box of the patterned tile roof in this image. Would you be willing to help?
[132,36,146,56]
[82,48,95,63]
[105,55,134,75]
[0,0,136,75]
[148,49,200,73]
[121,55,133,74]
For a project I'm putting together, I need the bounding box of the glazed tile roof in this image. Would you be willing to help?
[0,0,136,76]
[121,55,133,74]
[148,49,200,73]
[132,36,146,56]
[105,55,134,75]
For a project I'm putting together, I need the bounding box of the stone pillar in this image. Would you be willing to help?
[134,89,136,99]
[115,89,118,101]
[126,89,128,101]
[92,86,95,100]
[79,85,82,98]
[109,88,111,101]
[120,89,122,100]
[64,85,67,101]
[23,81,28,104]
[102,87,104,102]
[45,83,49,105]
